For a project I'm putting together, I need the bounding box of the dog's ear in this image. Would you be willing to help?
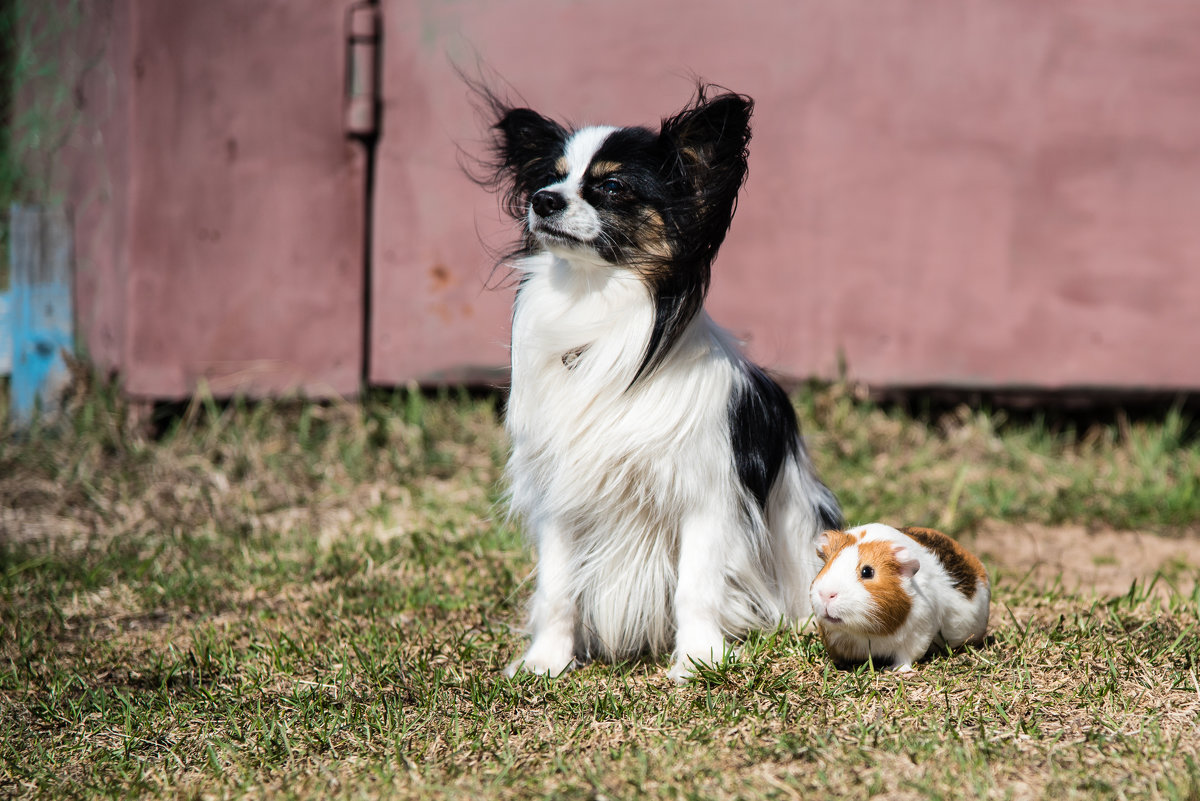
[658,86,752,191]
[464,89,568,223]
[628,86,753,387]
[494,108,568,179]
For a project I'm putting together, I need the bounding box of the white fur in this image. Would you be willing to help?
[529,126,617,251]
[503,128,833,681]
[810,524,990,671]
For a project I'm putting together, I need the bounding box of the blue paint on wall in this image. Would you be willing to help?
[10,278,73,424]
[0,290,11,375]
[6,205,75,427]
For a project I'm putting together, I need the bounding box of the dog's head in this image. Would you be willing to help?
[479,84,753,379]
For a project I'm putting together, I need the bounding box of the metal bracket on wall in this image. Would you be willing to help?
[345,1,382,383]
[345,2,380,138]
[1,205,74,428]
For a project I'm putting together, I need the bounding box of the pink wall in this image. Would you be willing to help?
[48,0,367,399]
[19,0,134,377]
[39,1,1200,396]
[373,0,1200,391]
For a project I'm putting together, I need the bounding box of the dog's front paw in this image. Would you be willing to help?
[504,636,575,678]
[667,637,730,684]
[667,658,700,684]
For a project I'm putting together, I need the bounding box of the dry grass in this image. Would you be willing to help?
[2,377,1199,800]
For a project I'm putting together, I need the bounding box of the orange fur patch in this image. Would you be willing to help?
[816,529,858,566]
[855,540,912,635]
[587,159,622,177]
[620,207,673,266]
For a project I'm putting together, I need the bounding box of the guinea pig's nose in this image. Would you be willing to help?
[531,189,568,217]
[820,589,838,604]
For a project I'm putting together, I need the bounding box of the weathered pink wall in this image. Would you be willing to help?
[17,1,134,378]
[37,1,1200,396]
[373,1,1200,391]
[47,0,368,399]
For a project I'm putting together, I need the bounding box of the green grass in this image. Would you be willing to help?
[2,378,1199,799]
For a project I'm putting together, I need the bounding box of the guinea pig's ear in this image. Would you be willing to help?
[892,545,921,578]
[816,531,833,561]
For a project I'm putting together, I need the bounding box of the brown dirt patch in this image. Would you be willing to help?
[969,522,1200,597]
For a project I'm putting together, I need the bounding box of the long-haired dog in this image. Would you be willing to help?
[475,83,842,681]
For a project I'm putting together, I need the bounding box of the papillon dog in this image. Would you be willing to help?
[475,83,842,681]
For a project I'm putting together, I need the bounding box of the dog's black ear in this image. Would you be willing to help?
[461,72,569,223]
[495,108,567,174]
[658,87,753,195]
[488,107,568,221]
[628,86,753,388]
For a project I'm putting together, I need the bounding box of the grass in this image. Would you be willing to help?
[2,377,1199,799]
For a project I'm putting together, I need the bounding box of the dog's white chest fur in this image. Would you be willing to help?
[483,86,840,680]
[506,253,744,659]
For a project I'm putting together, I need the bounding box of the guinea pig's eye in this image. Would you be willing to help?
[860,565,875,580]
[599,177,627,195]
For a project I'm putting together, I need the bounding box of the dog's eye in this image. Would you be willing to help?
[860,565,875,580]
[599,177,627,195]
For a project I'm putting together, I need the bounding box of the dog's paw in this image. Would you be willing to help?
[666,658,700,684]
[667,638,730,684]
[504,637,575,678]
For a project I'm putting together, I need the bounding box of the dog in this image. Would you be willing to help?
[475,83,842,681]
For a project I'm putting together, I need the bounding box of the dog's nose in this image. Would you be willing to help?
[531,189,568,217]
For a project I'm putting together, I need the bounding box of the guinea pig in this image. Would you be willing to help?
[809,523,990,671]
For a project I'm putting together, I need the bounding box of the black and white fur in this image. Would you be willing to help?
[476,84,842,681]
